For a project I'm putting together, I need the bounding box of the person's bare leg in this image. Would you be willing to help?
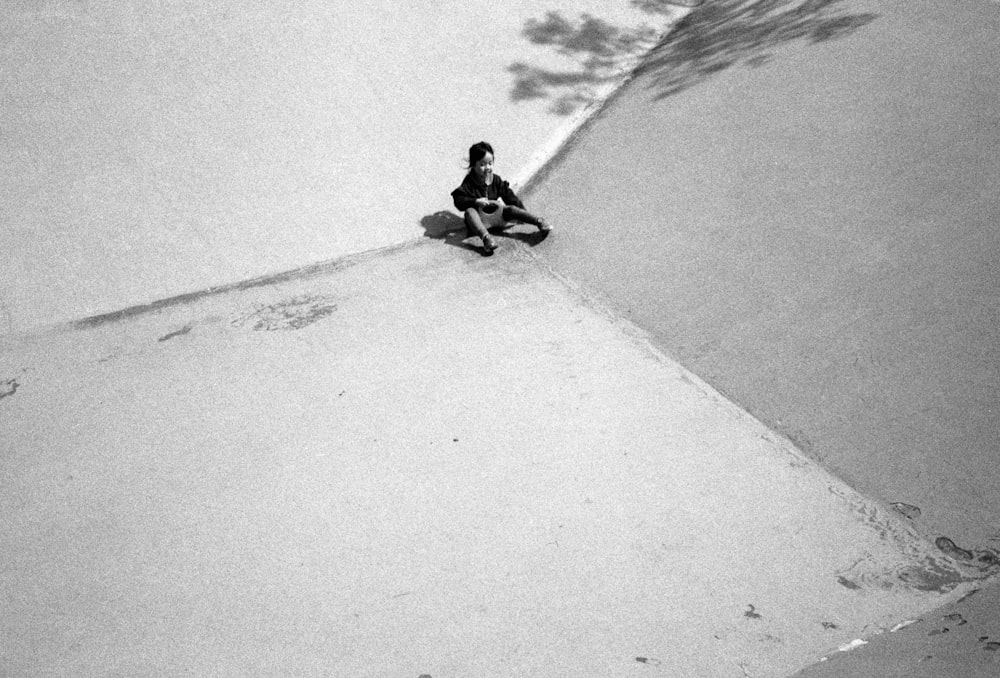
[464,208,498,253]
[503,205,552,231]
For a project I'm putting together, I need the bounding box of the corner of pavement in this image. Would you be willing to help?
[2,231,995,677]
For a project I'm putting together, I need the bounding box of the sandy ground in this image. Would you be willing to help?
[523,0,1000,559]
[519,0,1000,672]
[4,0,999,675]
[792,583,1000,677]
[0,0,678,333]
[0,240,986,676]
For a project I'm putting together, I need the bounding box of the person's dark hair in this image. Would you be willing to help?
[466,141,494,169]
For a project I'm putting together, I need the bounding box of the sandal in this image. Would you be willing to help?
[482,234,498,255]
[536,218,552,232]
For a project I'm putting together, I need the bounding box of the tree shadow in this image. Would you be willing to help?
[419,211,548,256]
[510,0,879,115]
[510,9,662,115]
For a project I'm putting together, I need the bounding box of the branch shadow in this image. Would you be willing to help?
[509,0,880,115]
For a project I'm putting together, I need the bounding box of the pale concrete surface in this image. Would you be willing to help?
[522,0,1000,555]
[0,0,682,333]
[0,240,986,677]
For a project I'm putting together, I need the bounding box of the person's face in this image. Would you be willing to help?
[473,152,494,182]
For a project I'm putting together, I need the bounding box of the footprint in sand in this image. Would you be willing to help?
[890,502,921,520]
[935,536,974,561]
[942,613,967,626]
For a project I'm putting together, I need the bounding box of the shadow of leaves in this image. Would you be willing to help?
[510,10,661,115]
[509,0,879,115]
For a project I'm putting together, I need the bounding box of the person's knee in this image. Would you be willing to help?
[464,208,487,235]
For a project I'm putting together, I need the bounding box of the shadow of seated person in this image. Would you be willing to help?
[419,211,480,254]
[419,210,548,257]
[487,205,550,248]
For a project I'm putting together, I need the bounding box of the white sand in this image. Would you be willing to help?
[0,0,678,332]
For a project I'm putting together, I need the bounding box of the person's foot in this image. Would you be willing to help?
[482,234,498,255]
[536,218,552,232]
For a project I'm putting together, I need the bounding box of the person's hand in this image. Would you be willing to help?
[475,197,490,207]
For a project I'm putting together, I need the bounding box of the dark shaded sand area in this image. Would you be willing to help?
[524,0,1000,555]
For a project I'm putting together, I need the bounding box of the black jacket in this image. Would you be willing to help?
[451,172,525,212]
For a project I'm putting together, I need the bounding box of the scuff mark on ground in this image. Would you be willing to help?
[890,502,921,520]
[158,323,194,342]
[232,294,338,331]
[837,576,862,590]
[0,378,19,400]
